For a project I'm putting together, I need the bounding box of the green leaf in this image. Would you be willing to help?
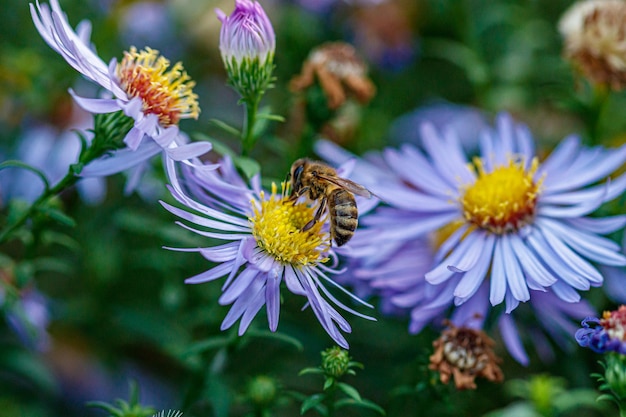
[86,401,122,416]
[553,388,606,412]
[31,256,75,275]
[234,155,261,180]
[0,160,50,191]
[209,118,242,137]
[337,382,362,401]
[323,377,334,391]
[190,132,261,180]
[335,398,386,415]
[40,230,81,251]
[246,328,304,351]
[37,206,76,227]
[179,335,232,357]
[299,367,324,376]
[257,113,286,122]
[597,393,618,404]
[347,361,364,370]
[301,393,326,415]
[0,348,57,395]
[205,375,231,417]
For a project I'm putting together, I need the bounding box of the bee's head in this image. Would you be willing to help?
[288,158,308,195]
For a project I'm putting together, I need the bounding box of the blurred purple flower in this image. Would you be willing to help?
[0,284,51,351]
[498,290,596,365]
[160,157,374,348]
[0,115,106,206]
[387,102,488,152]
[602,234,626,304]
[119,2,176,56]
[576,305,626,355]
[30,0,210,176]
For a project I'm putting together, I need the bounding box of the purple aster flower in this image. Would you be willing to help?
[344,112,626,312]
[576,305,626,355]
[315,113,626,363]
[160,157,374,348]
[30,0,211,174]
[216,0,275,98]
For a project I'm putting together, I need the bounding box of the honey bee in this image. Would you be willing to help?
[287,158,373,246]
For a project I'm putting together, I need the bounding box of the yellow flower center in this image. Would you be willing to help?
[117,47,200,126]
[460,157,542,234]
[250,183,330,267]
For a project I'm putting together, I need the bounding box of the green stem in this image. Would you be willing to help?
[242,97,260,157]
[0,115,124,244]
[0,171,78,244]
[325,381,337,417]
[585,84,609,146]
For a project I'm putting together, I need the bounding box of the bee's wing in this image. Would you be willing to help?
[316,173,373,198]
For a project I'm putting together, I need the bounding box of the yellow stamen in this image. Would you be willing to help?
[117,47,200,126]
[460,157,542,234]
[250,183,330,266]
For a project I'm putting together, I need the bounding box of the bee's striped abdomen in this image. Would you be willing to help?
[329,189,358,246]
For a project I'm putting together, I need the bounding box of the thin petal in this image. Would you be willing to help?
[69,91,120,113]
[539,225,603,285]
[265,267,281,331]
[508,233,557,287]
[81,141,161,176]
[448,230,489,273]
[499,313,529,366]
[453,234,495,301]
[489,238,507,305]
[184,261,234,284]
[501,234,530,302]
[538,218,626,266]
[526,231,590,290]
[166,141,213,161]
[426,230,482,285]
[219,266,259,304]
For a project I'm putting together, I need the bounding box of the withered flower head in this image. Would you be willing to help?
[290,42,376,110]
[559,0,626,90]
[429,322,504,390]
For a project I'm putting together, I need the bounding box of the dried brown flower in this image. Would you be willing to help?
[559,0,626,90]
[429,322,504,390]
[290,42,376,110]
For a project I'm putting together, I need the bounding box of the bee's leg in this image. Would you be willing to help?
[302,198,327,232]
[287,186,309,204]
